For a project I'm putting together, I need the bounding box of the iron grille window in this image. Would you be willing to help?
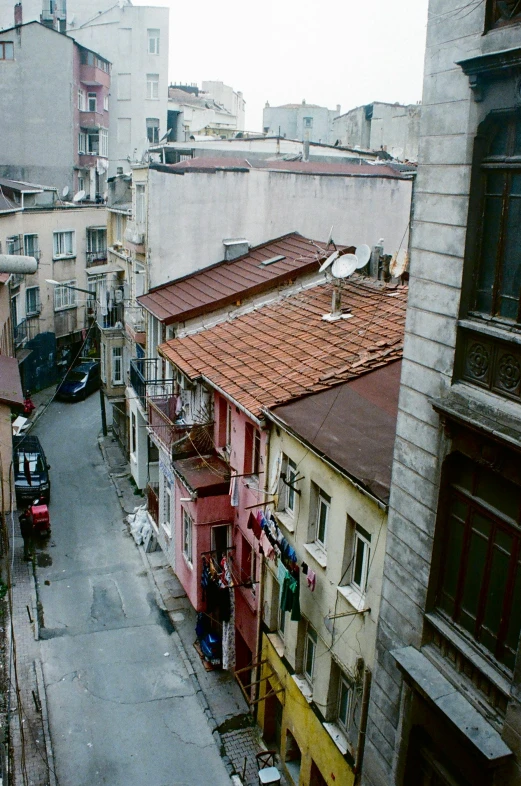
[435,453,521,671]
[470,114,521,324]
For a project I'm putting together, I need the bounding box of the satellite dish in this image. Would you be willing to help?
[355,244,371,269]
[389,249,409,278]
[331,254,358,279]
[72,189,85,203]
[62,186,69,198]
[319,250,339,273]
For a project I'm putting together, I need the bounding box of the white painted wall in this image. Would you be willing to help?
[201,81,245,129]
[147,166,413,287]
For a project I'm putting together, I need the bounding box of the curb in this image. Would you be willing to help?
[98,432,242,784]
[35,659,57,786]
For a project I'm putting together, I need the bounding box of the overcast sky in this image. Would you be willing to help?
[134,0,429,131]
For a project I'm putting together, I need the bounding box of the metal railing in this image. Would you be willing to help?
[148,396,214,459]
[124,304,146,334]
[129,358,174,409]
[86,249,108,266]
[96,301,124,331]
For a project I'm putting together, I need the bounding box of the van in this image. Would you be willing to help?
[13,435,51,505]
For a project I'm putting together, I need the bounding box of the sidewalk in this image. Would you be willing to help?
[98,431,281,786]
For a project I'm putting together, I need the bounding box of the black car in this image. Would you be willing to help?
[13,435,51,505]
[56,360,101,401]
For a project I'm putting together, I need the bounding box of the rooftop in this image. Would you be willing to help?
[270,361,401,503]
[159,278,407,418]
[139,233,343,325]
[151,159,410,179]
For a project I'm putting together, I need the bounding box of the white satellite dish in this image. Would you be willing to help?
[72,189,85,203]
[62,186,69,198]
[319,250,339,273]
[355,244,371,269]
[331,254,358,279]
[389,249,409,278]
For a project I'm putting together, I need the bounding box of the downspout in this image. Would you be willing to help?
[354,668,372,783]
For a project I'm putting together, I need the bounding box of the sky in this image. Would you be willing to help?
[134,0,430,131]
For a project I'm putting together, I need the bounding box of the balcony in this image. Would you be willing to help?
[86,249,108,267]
[148,395,214,458]
[54,308,78,338]
[130,358,173,409]
[13,319,27,347]
[79,64,110,88]
[124,304,146,343]
[79,110,108,129]
[96,301,124,332]
[9,273,24,290]
[147,482,159,525]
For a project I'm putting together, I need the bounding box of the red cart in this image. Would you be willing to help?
[27,502,51,536]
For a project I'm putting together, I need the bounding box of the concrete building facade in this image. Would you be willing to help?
[0,21,110,195]
[363,3,521,786]
[168,82,245,141]
[263,100,340,145]
[333,102,421,162]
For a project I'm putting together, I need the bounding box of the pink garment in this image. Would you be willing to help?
[260,531,274,560]
[307,570,316,592]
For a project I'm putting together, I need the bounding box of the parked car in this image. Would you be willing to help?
[56,360,101,401]
[13,435,51,505]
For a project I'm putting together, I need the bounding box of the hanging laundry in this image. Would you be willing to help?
[260,531,275,560]
[281,573,301,621]
[307,570,316,592]
[229,473,239,507]
[301,562,308,575]
[247,512,262,540]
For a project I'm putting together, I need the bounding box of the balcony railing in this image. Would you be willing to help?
[147,482,159,525]
[124,304,146,334]
[14,319,27,347]
[86,249,108,267]
[129,358,174,409]
[96,301,124,331]
[148,396,214,459]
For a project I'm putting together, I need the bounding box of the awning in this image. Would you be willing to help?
[86,263,124,276]
[0,355,24,406]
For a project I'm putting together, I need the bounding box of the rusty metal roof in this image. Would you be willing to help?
[159,278,407,418]
[270,361,402,504]
[139,233,344,325]
[0,355,24,407]
[172,453,231,497]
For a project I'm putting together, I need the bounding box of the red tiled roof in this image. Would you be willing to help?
[159,279,407,417]
[139,233,346,325]
[0,355,24,407]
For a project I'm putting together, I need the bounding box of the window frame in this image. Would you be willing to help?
[23,233,38,258]
[0,42,14,60]
[87,91,97,112]
[147,29,160,55]
[136,184,146,225]
[281,455,298,515]
[337,673,353,733]
[146,73,159,100]
[304,624,317,683]
[112,346,123,385]
[53,280,77,311]
[146,117,160,144]
[182,507,193,564]
[25,286,40,317]
[351,524,372,595]
[315,490,330,549]
[53,230,75,259]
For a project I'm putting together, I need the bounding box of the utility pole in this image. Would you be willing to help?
[99,387,108,437]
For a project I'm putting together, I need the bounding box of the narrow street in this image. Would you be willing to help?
[31,394,231,786]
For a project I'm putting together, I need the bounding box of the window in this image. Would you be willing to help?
[486,0,521,30]
[25,287,40,316]
[304,117,313,128]
[6,236,20,255]
[146,73,159,100]
[130,411,136,453]
[312,487,330,549]
[78,89,86,110]
[53,280,77,310]
[0,42,14,60]
[53,230,74,258]
[182,507,193,563]
[88,92,97,112]
[468,113,521,323]
[136,184,146,225]
[280,455,297,515]
[78,132,87,154]
[304,624,317,682]
[337,674,353,732]
[78,175,85,192]
[87,227,106,253]
[100,128,108,158]
[148,29,160,55]
[112,346,123,385]
[87,131,99,155]
[226,402,232,447]
[352,524,371,594]
[103,94,109,111]
[23,234,38,258]
[244,423,261,475]
[146,117,160,144]
[434,452,521,671]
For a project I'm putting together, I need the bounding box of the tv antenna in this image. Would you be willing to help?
[72,189,85,203]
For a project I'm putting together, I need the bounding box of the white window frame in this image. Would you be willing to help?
[337,673,353,733]
[53,280,77,311]
[25,286,40,316]
[146,117,160,144]
[147,29,160,55]
[136,184,146,225]
[182,507,193,564]
[316,491,330,549]
[103,94,109,112]
[53,230,75,259]
[78,175,85,192]
[112,346,123,385]
[100,128,108,158]
[6,236,19,255]
[78,89,86,111]
[87,227,106,253]
[23,233,38,258]
[88,92,97,112]
[282,455,297,515]
[146,73,159,100]
[304,625,317,683]
[100,341,107,384]
[78,132,87,154]
[162,477,172,537]
[351,524,371,594]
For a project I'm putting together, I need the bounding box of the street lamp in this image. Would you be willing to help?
[46,280,107,436]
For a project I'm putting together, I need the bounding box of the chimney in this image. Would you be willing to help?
[303,134,310,162]
[223,238,249,261]
[336,104,341,115]
[14,2,22,26]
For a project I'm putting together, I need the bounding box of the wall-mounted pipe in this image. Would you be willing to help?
[0,255,38,274]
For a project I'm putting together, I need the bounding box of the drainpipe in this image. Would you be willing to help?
[354,668,372,783]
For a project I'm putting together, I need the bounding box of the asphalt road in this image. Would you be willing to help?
[33,393,231,786]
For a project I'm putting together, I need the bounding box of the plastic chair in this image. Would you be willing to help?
[256,751,281,785]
